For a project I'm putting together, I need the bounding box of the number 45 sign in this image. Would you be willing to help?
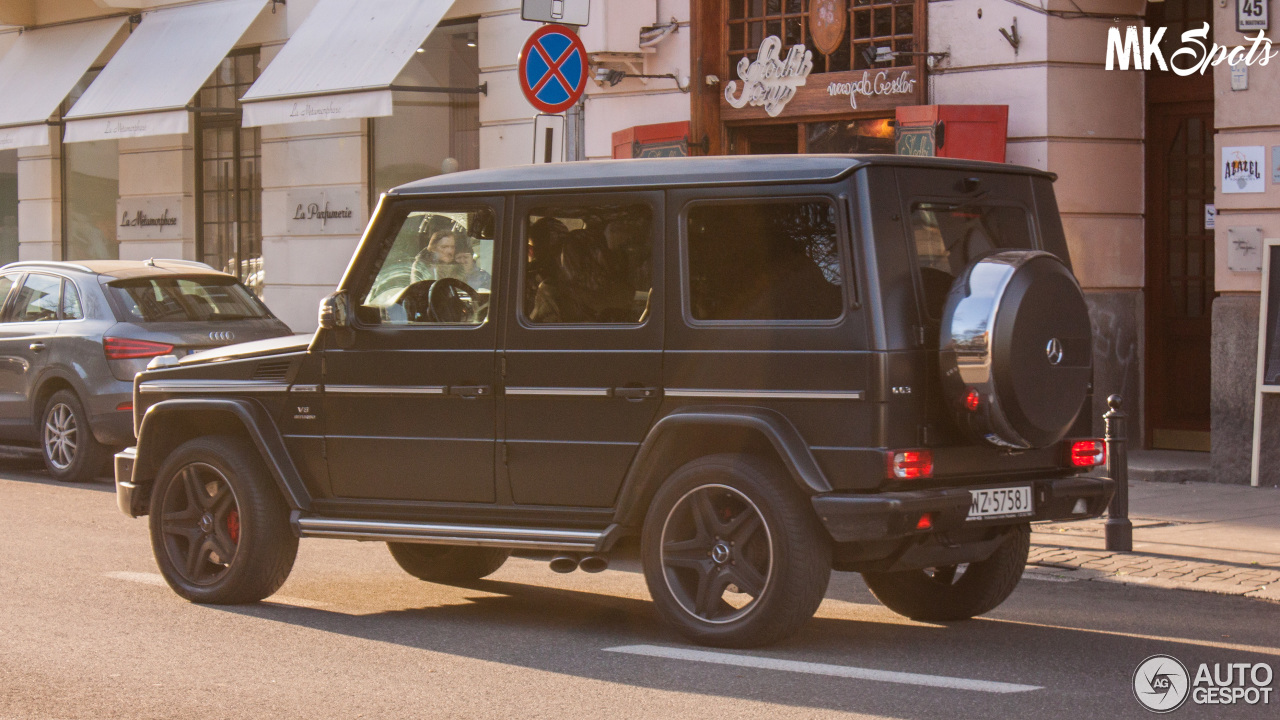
[1239,0,1268,32]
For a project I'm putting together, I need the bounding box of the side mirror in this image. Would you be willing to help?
[318,291,351,330]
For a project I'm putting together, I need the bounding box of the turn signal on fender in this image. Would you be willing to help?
[1069,439,1106,468]
[888,449,934,480]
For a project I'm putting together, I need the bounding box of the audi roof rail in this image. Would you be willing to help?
[142,258,216,270]
[0,261,94,273]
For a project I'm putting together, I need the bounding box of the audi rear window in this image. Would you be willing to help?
[910,203,1034,319]
[107,276,272,323]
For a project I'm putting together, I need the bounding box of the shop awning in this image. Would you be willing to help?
[0,18,125,150]
[63,0,268,143]
[239,0,453,127]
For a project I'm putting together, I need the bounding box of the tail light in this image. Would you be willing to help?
[916,513,934,530]
[1069,439,1106,468]
[104,337,174,360]
[115,401,133,412]
[887,449,934,480]
[964,387,981,412]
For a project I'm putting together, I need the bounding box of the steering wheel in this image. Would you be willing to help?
[399,280,435,323]
[428,277,479,323]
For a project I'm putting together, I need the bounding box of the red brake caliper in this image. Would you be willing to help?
[226,509,240,544]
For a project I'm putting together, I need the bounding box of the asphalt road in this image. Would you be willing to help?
[1,466,1277,720]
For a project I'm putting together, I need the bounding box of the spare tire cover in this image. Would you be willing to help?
[939,250,1091,449]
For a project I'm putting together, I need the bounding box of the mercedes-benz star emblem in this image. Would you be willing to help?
[209,330,236,343]
[1045,338,1064,366]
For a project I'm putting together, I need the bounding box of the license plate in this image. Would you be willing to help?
[967,486,1034,521]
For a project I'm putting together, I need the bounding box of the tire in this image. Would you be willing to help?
[148,436,298,604]
[862,523,1030,622]
[41,389,110,483]
[641,453,831,648]
[387,543,510,583]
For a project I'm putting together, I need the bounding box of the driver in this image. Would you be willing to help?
[411,230,466,283]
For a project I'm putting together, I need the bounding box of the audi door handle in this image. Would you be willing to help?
[449,385,490,399]
[28,343,45,352]
[613,387,659,401]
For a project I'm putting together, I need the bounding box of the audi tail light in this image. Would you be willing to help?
[104,337,174,360]
[1069,439,1106,468]
[887,449,934,480]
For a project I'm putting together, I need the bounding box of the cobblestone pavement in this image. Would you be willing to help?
[1023,480,1280,603]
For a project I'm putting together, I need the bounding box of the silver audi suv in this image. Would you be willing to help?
[0,260,292,482]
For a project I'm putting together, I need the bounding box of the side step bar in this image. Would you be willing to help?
[295,515,611,552]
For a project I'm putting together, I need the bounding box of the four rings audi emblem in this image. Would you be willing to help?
[1045,338,1064,366]
[209,330,236,343]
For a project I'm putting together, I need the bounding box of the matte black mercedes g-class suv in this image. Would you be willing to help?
[115,155,1113,647]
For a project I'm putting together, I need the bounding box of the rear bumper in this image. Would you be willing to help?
[812,475,1114,544]
[114,447,143,517]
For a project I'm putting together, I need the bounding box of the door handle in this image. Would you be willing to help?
[613,386,659,401]
[28,343,45,352]
[448,385,491,399]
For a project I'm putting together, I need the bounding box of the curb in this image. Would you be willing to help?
[1027,544,1280,603]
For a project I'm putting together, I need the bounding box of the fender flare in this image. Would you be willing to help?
[611,406,832,528]
[132,398,311,512]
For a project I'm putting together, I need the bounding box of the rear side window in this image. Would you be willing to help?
[12,273,62,322]
[107,277,271,322]
[910,202,1033,319]
[61,280,83,320]
[685,199,844,322]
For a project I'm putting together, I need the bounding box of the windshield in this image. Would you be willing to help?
[107,276,272,323]
[910,202,1034,319]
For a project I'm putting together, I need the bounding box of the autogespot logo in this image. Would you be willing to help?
[1134,655,1191,713]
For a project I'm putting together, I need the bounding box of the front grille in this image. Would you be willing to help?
[252,359,292,382]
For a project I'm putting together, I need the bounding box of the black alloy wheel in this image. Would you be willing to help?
[659,484,773,623]
[157,461,242,587]
[641,454,831,648]
[149,436,298,604]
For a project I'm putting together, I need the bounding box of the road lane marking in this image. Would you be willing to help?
[106,571,327,608]
[603,644,1042,693]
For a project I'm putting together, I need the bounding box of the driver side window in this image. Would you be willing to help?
[358,206,498,326]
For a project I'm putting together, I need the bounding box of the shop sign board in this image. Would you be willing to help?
[521,0,589,26]
[519,25,589,114]
[809,0,848,56]
[116,196,182,241]
[1228,226,1264,272]
[721,36,920,122]
[285,188,363,236]
[1238,0,1268,32]
[1250,238,1280,486]
[1223,146,1266,193]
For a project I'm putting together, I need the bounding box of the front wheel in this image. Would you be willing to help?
[148,436,298,604]
[641,454,831,648]
[41,390,109,483]
[862,523,1030,622]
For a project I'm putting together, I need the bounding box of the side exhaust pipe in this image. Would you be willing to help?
[578,555,609,573]
[549,554,580,573]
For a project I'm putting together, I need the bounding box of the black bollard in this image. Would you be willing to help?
[1104,394,1133,551]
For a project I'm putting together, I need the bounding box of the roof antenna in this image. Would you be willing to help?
[144,258,156,267]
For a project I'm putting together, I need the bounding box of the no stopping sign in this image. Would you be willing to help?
[518,24,588,114]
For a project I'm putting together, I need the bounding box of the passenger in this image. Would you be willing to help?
[525,217,568,312]
[454,236,492,290]
[530,229,627,323]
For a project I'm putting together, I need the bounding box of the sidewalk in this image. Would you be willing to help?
[1027,480,1280,603]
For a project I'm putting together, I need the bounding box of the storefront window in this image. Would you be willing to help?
[726,0,919,74]
[197,51,263,295]
[371,20,480,198]
[0,150,16,265]
[806,118,895,153]
[63,70,119,261]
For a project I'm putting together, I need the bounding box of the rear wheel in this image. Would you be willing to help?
[862,523,1030,621]
[41,390,109,483]
[641,454,831,648]
[149,436,298,604]
[386,543,510,583]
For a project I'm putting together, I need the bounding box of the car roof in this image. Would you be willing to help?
[0,259,229,281]
[387,154,1056,196]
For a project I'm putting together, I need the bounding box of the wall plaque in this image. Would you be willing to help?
[1223,146,1266,193]
[810,0,848,56]
[1228,226,1264,272]
[284,188,363,236]
[117,196,183,242]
